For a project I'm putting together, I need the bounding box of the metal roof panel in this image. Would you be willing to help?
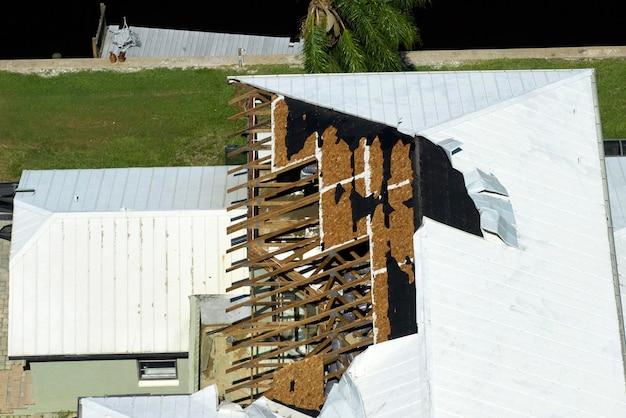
[101,25,302,58]
[230,70,588,136]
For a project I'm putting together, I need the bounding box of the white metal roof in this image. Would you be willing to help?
[408,70,626,416]
[231,69,626,414]
[9,167,247,357]
[16,166,241,213]
[12,166,245,257]
[320,334,429,418]
[79,385,306,418]
[80,386,218,418]
[101,25,302,58]
[229,69,586,137]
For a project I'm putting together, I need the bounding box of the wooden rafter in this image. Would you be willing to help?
[223,85,373,403]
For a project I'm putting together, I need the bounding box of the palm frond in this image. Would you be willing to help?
[302,12,332,73]
[388,0,430,11]
[377,2,420,49]
[302,0,426,73]
[336,29,367,73]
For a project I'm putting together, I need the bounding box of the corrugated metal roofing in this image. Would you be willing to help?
[80,386,307,418]
[9,167,247,357]
[229,70,587,137]
[80,386,217,418]
[17,166,242,213]
[410,71,626,415]
[101,25,302,58]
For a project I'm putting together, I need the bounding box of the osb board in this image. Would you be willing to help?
[372,271,390,342]
[369,137,384,195]
[370,183,415,271]
[389,140,414,185]
[366,137,416,343]
[320,178,367,248]
[388,184,415,277]
[266,355,325,411]
[320,126,366,186]
[200,326,249,402]
[273,98,316,169]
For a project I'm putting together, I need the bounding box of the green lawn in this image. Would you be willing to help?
[0,58,624,181]
[0,65,301,181]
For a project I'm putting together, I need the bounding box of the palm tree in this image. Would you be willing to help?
[301,0,428,73]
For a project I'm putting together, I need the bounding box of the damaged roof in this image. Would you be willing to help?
[230,69,626,415]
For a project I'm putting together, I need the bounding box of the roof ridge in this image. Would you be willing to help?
[229,68,589,80]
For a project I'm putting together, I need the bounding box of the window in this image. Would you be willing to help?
[604,140,626,156]
[137,359,177,381]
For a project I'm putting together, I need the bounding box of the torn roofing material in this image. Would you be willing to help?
[228,69,626,415]
[319,333,429,418]
[228,70,590,137]
[464,168,508,196]
[469,192,518,247]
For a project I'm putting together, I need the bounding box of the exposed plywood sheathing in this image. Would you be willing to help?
[320,179,368,248]
[224,89,482,407]
[265,354,325,411]
[224,91,373,408]
[272,98,317,170]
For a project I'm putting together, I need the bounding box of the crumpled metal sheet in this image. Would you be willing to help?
[465,168,509,196]
[469,192,518,247]
[438,138,463,158]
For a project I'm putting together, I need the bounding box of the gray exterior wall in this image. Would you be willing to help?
[17,358,190,413]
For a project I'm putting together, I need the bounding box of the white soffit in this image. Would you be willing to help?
[411,70,626,416]
[228,70,587,136]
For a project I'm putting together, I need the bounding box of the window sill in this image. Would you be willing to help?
[138,379,180,388]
